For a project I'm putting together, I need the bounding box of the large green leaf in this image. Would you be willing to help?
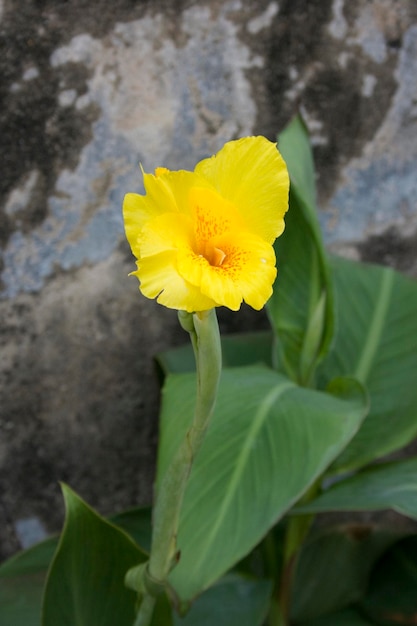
[0,538,58,626]
[173,574,271,626]
[156,366,367,601]
[42,484,146,626]
[318,256,417,471]
[294,457,417,520]
[0,505,152,626]
[268,116,334,385]
[360,535,417,625]
[290,525,406,622]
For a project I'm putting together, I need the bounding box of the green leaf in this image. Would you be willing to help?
[278,115,317,215]
[290,525,406,622]
[299,608,376,626]
[268,116,334,385]
[156,331,273,375]
[111,506,152,553]
[42,484,146,626]
[360,535,417,625]
[0,538,58,626]
[173,574,271,626]
[0,539,58,579]
[318,256,417,471]
[157,366,367,601]
[294,457,417,520]
[0,505,153,626]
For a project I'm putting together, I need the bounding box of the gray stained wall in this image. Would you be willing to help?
[1,0,416,559]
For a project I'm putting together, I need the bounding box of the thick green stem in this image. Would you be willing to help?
[275,481,319,625]
[277,515,313,625]
[132,309,222,626]
[268,599,286,626]
[133,596,156,626]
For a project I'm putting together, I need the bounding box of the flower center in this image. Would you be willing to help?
[202,243,227,267]
[189,187,243,269]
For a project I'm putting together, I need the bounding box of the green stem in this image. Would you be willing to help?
[274,481,320,625]
[133,596,156,626]
[277,516,312,625]
[268,599,286,626]
[132,309,222,625]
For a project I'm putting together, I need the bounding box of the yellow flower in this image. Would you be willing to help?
[123,136,289,312]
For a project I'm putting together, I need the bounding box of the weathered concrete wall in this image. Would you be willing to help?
[1,0,416,559]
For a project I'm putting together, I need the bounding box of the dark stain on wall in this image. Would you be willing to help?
[358,228,417,275]
[257,0,400,202]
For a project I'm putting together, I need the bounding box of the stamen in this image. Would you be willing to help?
[212,247,227,267]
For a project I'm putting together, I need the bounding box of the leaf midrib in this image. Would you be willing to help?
[354,268,394,383]
[191,380,294,575]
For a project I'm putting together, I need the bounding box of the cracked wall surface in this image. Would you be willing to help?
[1,0,416,559]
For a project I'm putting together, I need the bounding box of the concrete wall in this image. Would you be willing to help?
[1,0,416,559]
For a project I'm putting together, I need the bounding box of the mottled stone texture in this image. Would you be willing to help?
[0,0,416,560]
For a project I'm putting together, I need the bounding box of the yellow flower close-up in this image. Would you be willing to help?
[123,136,289,312]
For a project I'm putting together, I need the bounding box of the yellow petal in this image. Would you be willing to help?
[134,212,217,311]
[178,231,277,311]
[135,252,217,312]
[139,212,194,259]
[188,186,245,245]
[194,136,289,244]
[123,168,201,258]
[123,193,151,258]
[143,168,207,218]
